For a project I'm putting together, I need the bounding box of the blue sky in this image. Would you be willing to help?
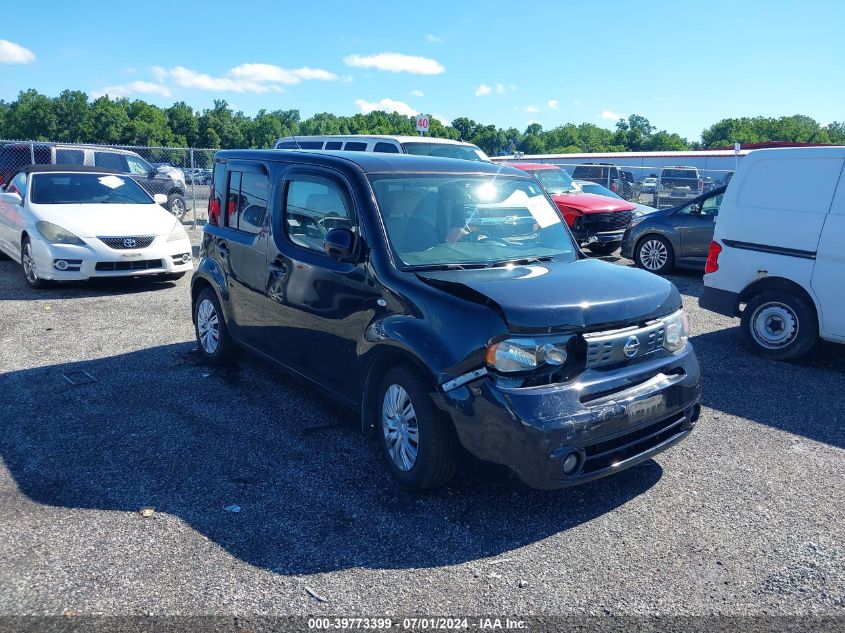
[1,0,843,141]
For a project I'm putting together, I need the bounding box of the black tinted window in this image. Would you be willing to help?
[56,149,84,165]
[226,172,241,228]
[299,141,324,149]
[284,177,353,253]
[325,141,343,150]
[94,152,129,172]
[373,142,400,153]
[276,141,298,149]
[224,169,269,234]
[343,142,367,151]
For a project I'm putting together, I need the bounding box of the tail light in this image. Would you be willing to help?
[705,241,722,274]
[610,181,618,193]
[208,193,220,226]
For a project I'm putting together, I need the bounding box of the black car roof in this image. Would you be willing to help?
[214,149,529,177]
[22,165,121,175]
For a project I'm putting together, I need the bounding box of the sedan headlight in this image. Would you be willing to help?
[485,337,570,373]
[35,221,85,245]
[167,221,188,242]
[662,309,690,352]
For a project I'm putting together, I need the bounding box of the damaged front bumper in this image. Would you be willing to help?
[432,345,701,489]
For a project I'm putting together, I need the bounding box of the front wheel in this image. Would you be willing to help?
[740,290,818,360]
[635,235,674,274]
[21,237,50,289]
[168,193,187,222]
[378,366,457,491]
[586,242,619,256]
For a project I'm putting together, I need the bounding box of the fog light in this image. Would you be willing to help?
[54,259,69,270]
[562,452,580,475]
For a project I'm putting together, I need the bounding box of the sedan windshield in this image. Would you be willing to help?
[530,168,578,194]
[370,175,577,269]
[401,142,489,162]
[30,173,153,205]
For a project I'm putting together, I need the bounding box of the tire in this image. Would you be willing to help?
[377,365,457,491]
[193,286,238,365]
[740,290,818,361]
[167,193,187,222]
[21,237,50,289]
[587,242,619,256]
[635,235,674,274]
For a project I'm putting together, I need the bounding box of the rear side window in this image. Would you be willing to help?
[325,141,343,150]
[225,168,269,234]
[55,149,84,165]
[94,151,129,172]
[284,177,353,252]
[299,141,324,149]
[373,142,400,153]
[343,142,367,151]
[208,162,227,226]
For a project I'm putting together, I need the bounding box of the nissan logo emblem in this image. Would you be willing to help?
[123,238,138,248]
[623,335,640,358]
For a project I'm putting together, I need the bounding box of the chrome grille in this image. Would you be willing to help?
[99,236,155,250]
[584,320,665,368]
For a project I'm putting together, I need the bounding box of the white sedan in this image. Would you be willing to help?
[0,166,193,289]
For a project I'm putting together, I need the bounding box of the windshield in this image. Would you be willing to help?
[401,142,489,162]
[370,175,577,269]
[530,168,577,194]
[30,173,153,205]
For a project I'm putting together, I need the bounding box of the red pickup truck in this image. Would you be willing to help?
[510,163,636,255]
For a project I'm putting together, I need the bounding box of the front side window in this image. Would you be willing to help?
[373,142,400,154]
[94,152,129,172]
[700,193,723,215]
[29,173,153,205]
[284,177,353,252]
[8,172,27,198]
[370,175,577,269]
[126,155,152,175]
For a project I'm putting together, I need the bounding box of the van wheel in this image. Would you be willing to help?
[168,194,187,221]
[635,235,674,273]
[741,291,818,360]
[378,365,456,491]
[194,286,238,364]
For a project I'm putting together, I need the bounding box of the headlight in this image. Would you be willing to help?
[485,337,570,373]
[662,309,690,352]
[35,221,85,245]
[168,221,188,242]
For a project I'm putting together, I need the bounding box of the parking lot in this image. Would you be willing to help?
[1,228,844,617]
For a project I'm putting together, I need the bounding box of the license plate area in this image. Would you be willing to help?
[627,394,667,425]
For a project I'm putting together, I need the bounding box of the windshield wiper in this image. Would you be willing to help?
[406,263,488,272]
[485,255,555,268]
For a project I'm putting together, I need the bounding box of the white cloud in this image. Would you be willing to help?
[474,83,492,96]
[343,52,444,75]
[354,98,417,117]
[496,83,505,95]
[142,63,339,95]
[515,105,540,113]
[426,34,443,43]
[573,100,581,105]
[151,65,168,83]
[547,99,559,110]
[432,113,449,125]
[601,109,623,121]
[167,66,275,93]
[230,63,338,84]
[0,39,35,64]
[93,81,171,98]
[410,89,424,97]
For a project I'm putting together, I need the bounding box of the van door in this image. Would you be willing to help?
[811,167,845,341]
[264,167,366,404]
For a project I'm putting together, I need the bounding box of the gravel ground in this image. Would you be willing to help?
[1,230,844,618]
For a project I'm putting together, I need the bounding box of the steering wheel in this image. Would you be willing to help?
[457,230,511,246]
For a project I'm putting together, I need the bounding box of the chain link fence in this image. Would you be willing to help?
[0,140,218,227]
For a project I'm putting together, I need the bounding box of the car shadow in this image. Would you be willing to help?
[610,256,704,299]
[0,342,663,575]
[0,262,181,300]
[692,327,845,449]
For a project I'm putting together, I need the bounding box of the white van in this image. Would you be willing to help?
[700,147,845,360]
[272,135,490,162]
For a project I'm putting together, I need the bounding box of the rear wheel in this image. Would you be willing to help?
[635,235,674,274]
[587,242,619,256]
[21,237,49,289]
[378,365,457,491]
[194,286,238,364]
[740,290,818,360]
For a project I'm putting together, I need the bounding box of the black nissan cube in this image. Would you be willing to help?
[191,150,701,490]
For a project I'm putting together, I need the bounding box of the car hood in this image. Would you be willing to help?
[416,258,680,332]
[30,202,178,237]
[550,192,636,214]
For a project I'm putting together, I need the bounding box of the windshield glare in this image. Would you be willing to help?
[30,173,153,205]
[401,142,489,162]
[530,168,577,194]
[370,175,577,269]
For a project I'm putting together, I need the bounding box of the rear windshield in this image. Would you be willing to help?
[401,142,488,162]
[530,168,577,194]
[30,173,153,205]
[661,169,698,179]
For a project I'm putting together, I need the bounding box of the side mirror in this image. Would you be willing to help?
[153,193,168,205]
[690,203,701,215]
[323,228,356,261]
[1,192,22,205]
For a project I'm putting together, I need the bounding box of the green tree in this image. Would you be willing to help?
[6,89,57,140]
[167,101,199,147]
[90,96,129,144]
[53,90,93,142]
